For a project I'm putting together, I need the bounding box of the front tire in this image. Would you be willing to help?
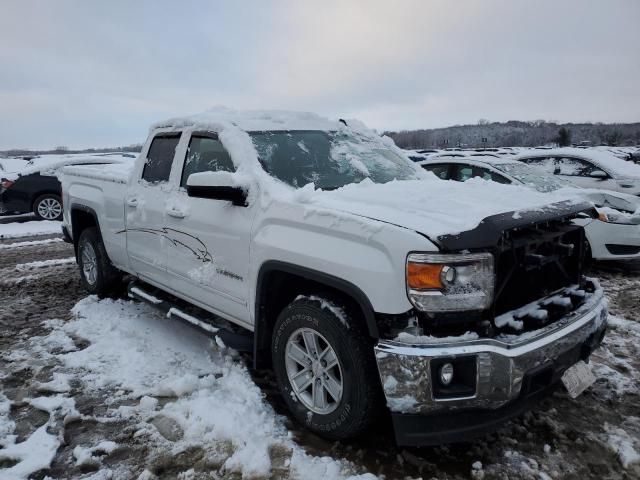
[77,227,122,295]
[272,296,382,440]
[33,194,63,221]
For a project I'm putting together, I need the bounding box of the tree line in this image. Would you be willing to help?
[0,144,143,158]
[385,120,640,149]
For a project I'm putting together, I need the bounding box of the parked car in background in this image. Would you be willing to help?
[419,155,640,260]
[403,149,442,162]
[514,147,640,195]
[0,153,134,220]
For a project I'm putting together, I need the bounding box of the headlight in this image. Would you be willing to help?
[406,252,494,312]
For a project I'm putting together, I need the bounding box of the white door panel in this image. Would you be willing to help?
[164,133,254,324]
[125,133,182,282]
[125,185,170,278]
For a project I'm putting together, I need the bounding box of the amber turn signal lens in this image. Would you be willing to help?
[597,211,609,222]
[407,262,444,290]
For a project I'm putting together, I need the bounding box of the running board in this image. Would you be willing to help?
[127,281,253,352]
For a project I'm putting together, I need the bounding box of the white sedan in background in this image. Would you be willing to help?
[513,147,640,195]
[418,155,640,261]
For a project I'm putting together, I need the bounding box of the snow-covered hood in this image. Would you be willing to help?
[295,177,588,243]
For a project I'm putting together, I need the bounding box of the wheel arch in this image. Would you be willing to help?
[253,260,379,369]
[70,204,101,257]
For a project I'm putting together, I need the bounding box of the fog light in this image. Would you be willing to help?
[441,265,457,285]
[439,363,454,386]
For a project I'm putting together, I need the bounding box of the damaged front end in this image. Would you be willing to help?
[374,201,609,446]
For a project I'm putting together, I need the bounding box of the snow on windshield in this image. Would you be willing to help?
[250,130,418,189]
[494,163,570,192]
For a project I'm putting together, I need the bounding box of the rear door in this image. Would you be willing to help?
[125,133,182,283]
[163,132,255,326]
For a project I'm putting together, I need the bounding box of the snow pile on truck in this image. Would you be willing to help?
[2,153,134,181]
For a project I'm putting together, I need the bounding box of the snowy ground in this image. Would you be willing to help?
[0,216,62,239]
[0,226,638,479]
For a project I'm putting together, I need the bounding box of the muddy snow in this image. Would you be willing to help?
[0,226,639,479]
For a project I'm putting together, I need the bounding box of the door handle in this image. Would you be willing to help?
[126,198,139,207]
[166,208,186,218]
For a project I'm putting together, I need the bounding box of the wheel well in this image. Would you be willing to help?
[70,207,99,256]
[253,262,378,369]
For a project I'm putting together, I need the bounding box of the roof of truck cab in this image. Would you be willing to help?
[152,108,343,133]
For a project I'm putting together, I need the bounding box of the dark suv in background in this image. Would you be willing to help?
[0,154,134,220]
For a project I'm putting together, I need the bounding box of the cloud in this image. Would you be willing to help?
[0,0,638,148]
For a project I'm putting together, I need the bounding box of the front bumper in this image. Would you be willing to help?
[586,220,640,260]
[375,279,607,445]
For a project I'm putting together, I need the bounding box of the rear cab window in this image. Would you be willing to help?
[142,134,181,183]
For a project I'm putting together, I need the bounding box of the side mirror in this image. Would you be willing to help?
[589,170,608,179]
[186,171,248,206]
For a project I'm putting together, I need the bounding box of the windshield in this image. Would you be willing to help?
[249,130,418,189]
[493,162,573,192]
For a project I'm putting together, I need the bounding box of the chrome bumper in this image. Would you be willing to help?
[375,280,607,414]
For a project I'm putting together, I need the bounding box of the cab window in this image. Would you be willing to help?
[422,163,451,179]
[142,134,181,183]
[488,171,511,184]
[181,134,235,187]
[451,164,511,184]
[453,164,474,181]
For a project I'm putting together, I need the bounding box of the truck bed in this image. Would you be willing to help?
[61,162,134,272]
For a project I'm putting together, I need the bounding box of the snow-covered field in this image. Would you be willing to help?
[0,226,639,479]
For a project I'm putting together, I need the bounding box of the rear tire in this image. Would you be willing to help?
[271,296,382,440]
[77,227,122,296]
[33,194,63,221]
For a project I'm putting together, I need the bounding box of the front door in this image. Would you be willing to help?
[163,132,254,326]
[125,133,182,284]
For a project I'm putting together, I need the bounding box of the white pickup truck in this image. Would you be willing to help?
[61,110,608,446]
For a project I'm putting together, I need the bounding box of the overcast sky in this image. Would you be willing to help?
[1,0,639,149]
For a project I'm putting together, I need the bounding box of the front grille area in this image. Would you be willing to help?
[492,218,586,318]
[384,211,594,340]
